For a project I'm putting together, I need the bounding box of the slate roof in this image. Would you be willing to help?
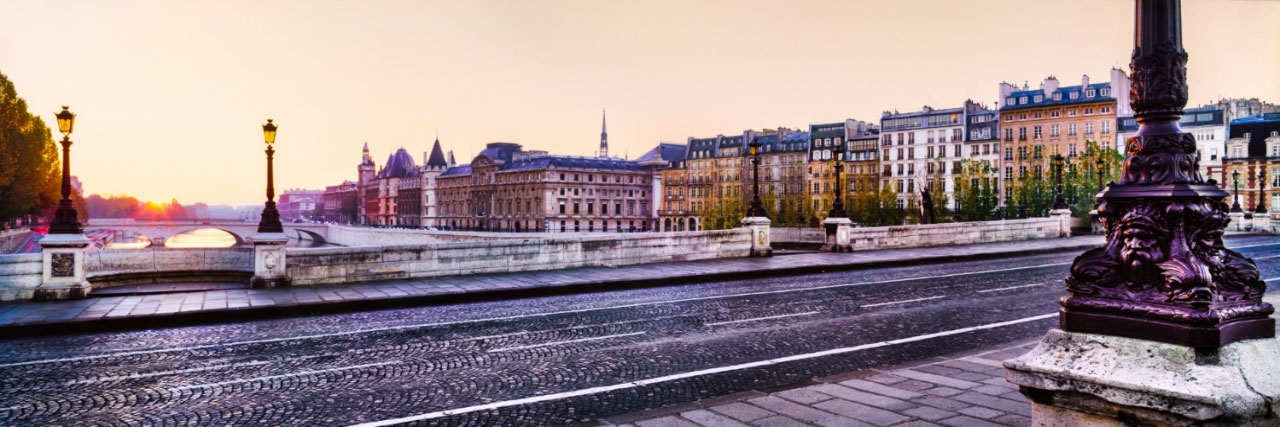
[440,165,472,177]
[376,148,417,179]
[425,139,448,167]
[1228,113,1280,158]
[634,143,687,163]
[1000,83,1115,111]
[477,142,523,163]
[501,155,644,172]
[757,132,809,153]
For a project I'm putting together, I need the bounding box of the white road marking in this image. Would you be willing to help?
[349,313,1058,427]
[487,332,646,353]
[706,311,820,326]
[1254,254,1280,260]
[1225,242,1280,250]
[977,283,1044,293]
[61,360,272,386]
[1264,277,1279,282]
[0,262,1072,369]
[167,361,399,392]
[862,296,945,308]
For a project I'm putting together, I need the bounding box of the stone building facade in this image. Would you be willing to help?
[753,129,809,215]
[322,181,358,224]
[1119,106,1225,180]
[436,142,666,232]
[1220,113,1280,212]
[880,106,967,210]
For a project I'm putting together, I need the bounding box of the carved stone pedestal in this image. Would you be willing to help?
[1049,209,1072,237]
[741,216,772,257]
[1229,211,1247,232]
[821,217,852,252]
[251,233,290,288]
[1006,329,1280,427]
[36,233,92,300]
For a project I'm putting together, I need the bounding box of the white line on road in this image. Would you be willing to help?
[167,361,399,393]
[486,332,646,353]
[1226,242,1280,250]
[1254,254,1280,260]
[705,311,820,326]
[977,283,1044,293]
[349,313,1058,427]
[62,360,272,386]
[0,262,1072,369]
[1264,277,1279,282]
[862,296,945,308]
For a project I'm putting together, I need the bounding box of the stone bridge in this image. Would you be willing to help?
[85,219,329,246]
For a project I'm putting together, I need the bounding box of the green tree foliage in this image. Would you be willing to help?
[0,71,61,223]
[1062,141,1125,217]
[953,160,1000,221]
[695,198,745,230]
[1005,174,1055,219]
[847,181,904,226]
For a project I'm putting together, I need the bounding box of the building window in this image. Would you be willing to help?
[1018,127,1027,141]
[1085,122,1094,135]
[1053,93,1062,101]
[1005,147,1013,161]
[1087,89,1096,97]
[559,201,566,214]
[1034,94,1043,103]
[1004,128,1013,142]
[1102,121,1111,135]
[1050,124,1060,137]
[1068,123,1078,136]
[1019,96,1028,104]
[1101,88,1110,97]
[1034,126,1043,139]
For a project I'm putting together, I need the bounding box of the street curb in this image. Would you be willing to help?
[0,241,1100,339]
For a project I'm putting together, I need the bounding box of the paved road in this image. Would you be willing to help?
[1,236,1278,426]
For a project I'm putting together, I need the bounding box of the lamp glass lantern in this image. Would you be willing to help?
[263,119,277,145]
[56,106,75,136]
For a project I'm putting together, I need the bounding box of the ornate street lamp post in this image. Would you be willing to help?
[1007,3,1278,424]
[746,138,766,218]
[1058,0,1272,347]
[1230,169,1243,213]
[49,107,82,235]
[1051,154,1068,210]
[1254,169,1267,213]
[258,119,283,233]
[828,144,846,219]
[1094,156,1106,193]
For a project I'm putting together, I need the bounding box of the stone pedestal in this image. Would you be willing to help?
[1089,210,1104,234]
[36,233,92,300]
[1229,211,1247,232]
[741,216,772,257]
[251,232,290,288]
[821,217,852,252]
[1049,209,1072,237]
[1005,329,1280,427]
[1251,214,1270,233]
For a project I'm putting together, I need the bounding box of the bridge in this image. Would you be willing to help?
[84,219,329,246]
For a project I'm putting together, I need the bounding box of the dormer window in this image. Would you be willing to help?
[1019,96,1028,104]
[1070,92,1079,100]
[1086,89,1097,97]
[1034,95,1043,103]
[1100,88,1110,97]
[1053,93,1062,101]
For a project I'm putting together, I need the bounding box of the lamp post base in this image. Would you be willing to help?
[1005,329,1280,426]
[741,216,772,257]
[36,233,92,300]
[251,233,290,289]
[1049,209,1072,237]
[1229,211,1248,232]
[821,217,852,253]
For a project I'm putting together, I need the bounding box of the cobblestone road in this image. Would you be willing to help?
[1,236,1277,426]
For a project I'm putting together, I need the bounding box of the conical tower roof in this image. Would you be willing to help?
[426,137,448,167]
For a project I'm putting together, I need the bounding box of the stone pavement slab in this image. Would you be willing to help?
[598,338,1042,427]
[0,235,1103,337]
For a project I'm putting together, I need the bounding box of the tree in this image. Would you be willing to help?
[0,71,61,223]
[1006,174,1055,219]
[86,194,141,218]
[953,160,1000,221]
[1063,140,1125,217]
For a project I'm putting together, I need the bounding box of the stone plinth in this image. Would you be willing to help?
[740,216,772,257]
[1251,214,1270,233]
[1229,211,1247,232]
[1049,209,1072,237]
[36,233,92,300]
[821,217,852,252]
[1089,210,1103,234]
[1005,329,1280,426]
[251,232,290,288]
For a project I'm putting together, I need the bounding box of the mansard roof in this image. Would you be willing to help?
[1000,83,1115,111]
[634,143,687,163]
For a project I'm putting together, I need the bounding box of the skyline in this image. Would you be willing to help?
[2,0,1278,205]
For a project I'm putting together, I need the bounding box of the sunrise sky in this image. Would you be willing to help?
[2,0,1277,205]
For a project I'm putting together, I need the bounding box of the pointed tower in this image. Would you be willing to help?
[599,109,608,158]
[357,142,377,224]
[447,150,456,166]
[425,136,448,171]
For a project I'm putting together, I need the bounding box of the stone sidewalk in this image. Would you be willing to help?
[0,236,1105,337]
[597,338,1041,427]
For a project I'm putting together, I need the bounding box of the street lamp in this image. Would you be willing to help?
[828,143,847,218]
[1231,169,1243,213]
[1051,154,1068,210]
[257,119,284,233]
[1256,169,1268,214]
[1094,156,1106,193]
[48,106,82,235]
[746,138,766,218]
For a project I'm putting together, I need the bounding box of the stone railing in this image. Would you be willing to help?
[772,217,1064,250]
[285,228,751,286]
[0,253,41,301]
[0,229,31,254]
[85,247,253,277]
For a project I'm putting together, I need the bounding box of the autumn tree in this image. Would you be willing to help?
[0,71,61,223]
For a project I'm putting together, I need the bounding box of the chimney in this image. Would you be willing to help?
[1081,74,1091,89]
[1042,76,1059,98]
[999,82,1016,107]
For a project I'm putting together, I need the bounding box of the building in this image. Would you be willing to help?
[322,181,358,223]
[998,70,1131,203]
[962,100,1003,206]
[634,142,687,232]
[1118,105,1226,180]
[685,136,720,226]
[1213,98,1280,123]
[880,106,967,211]
[357,147,419,226]
[715,134,746,206]
[418,137,450,228]
[659,147,692,232]
[1220,113,1280,212]
[750,129,809,216]
[357,143,376,224]
[396,169,422,227]
[437,142,664,232]
[278,189,323,221]
[807,120,877,219]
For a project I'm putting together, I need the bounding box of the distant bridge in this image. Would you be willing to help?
[85,219,329,246]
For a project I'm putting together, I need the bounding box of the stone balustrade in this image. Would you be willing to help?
[772,217,1065,250]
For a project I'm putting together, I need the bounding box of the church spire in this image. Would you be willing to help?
[599,108,608,158]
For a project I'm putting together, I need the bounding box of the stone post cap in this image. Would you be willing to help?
[250,232,289,244]
[741,216,771,226]
[38,233,91,247]
[821,217,853,225]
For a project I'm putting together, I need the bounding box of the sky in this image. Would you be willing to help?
[2,0,1278,206]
